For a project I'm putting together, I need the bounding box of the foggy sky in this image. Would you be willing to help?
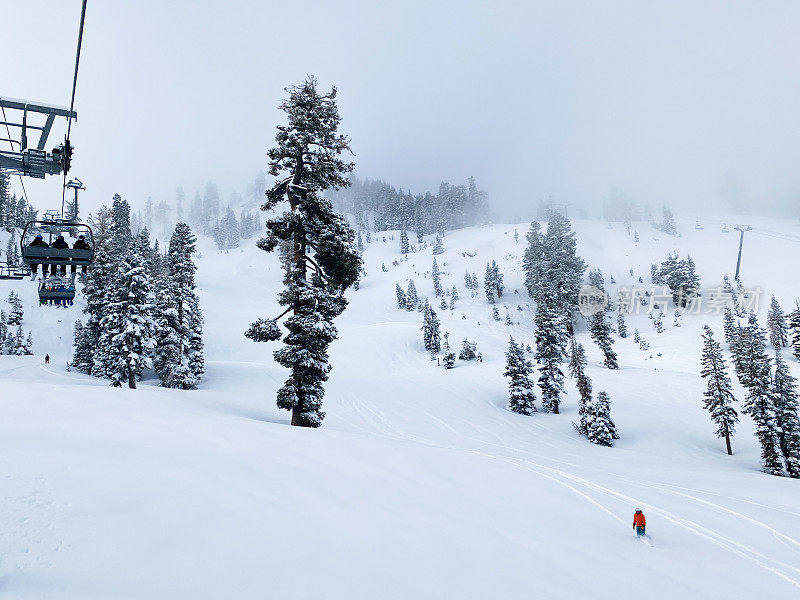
[4,0,800,218]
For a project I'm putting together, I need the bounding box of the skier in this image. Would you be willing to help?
[45,354,50,365]
[633,508,646,536]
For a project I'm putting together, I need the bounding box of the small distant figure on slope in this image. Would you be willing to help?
[45,354,50,365]
[633,508,646,536]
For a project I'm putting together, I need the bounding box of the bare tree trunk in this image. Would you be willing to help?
[724,426,732,456]
[128,367,136,389]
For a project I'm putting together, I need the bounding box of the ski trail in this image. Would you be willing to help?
[518,459,800,589]
[635,481,800,553]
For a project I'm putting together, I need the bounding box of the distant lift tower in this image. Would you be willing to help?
[0,96,77,178]
[733,224,752,280]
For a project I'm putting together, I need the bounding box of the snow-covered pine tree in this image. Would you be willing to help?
[431,258,443,296]
[245,76,360,427]
[491,260,504,298]
[535,286,567,413]
[422,303,441,356]
[772,351,800,478]
[71,320,92,372]
[617,310,627,338]
[396,283,407,309]
[790,302,800,361]
[700,326,739,455]
[504,336,537,415]
[568,336,592,434]
[737,314,784,475]
[722,306,738,348]
[585,391,618,446]
[99,238,156,388]
[6,291,23,326]
[767,296,789,350]
[400,229,409,254]
[522,221,543,298]
[439,297,448,311]
[492,305,501,321]
[442,332,455,369]
[484,262,495,304]
[154,223,205,390]
[0,310,7,353]
[459,338,477,360]
[540,211,586,321]
[406,280,418,310]
[587,269,618,369]
[432,234,444,255]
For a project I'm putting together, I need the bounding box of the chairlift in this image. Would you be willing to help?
[37,275,76,306]
[721,223,730,233]
[20,218,95,279]
[695,220,704,230]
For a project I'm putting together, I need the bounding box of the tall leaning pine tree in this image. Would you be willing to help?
[700,326,738,455]
[245,76,361,428]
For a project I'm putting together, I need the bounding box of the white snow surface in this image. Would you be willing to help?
[2,215,800,599]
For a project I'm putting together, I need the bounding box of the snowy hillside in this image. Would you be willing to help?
[2,215,800,599]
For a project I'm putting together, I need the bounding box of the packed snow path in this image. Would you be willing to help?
[1,216,799,599]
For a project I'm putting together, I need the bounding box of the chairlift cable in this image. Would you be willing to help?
[61,0,88,219]
[1,105,30,207]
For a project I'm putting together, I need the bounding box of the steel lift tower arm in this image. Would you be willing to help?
[0,96,77,178]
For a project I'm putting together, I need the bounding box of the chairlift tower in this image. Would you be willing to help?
[733,224,752,280]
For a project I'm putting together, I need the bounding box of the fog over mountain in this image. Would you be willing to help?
[4,1,800,218]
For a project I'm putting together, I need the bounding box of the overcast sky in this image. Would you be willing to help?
[4,0,800,218]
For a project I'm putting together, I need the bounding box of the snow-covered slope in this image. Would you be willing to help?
[2,215,800,599]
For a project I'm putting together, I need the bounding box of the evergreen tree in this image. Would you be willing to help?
[617,311,627,338]
[422,303,441,356]
[491,260,504,298]
[459,338,477,360]
[442,332,455,369]
[406,280,418,310]
[790,302,800,361]
[772,352,800,478]
[568,337,592,434]
[767,296,789,350]
[535,286,567,413]
[585,392,618,446]
[245,76,360,427]
[99,240,156,388]
[6,291,23,326]
[71,320,93,372]
[154,223,205,390]
[722,306,738,348]
[540,212,586,320]
[504,337,537,415]
[700,326,739,455]
[587,269,618,369]
[484,262,496,304]
[396,283,407,309]
[522,221,544,298]
[400,229,409,254]
[432,234,444,255]
[737,314,784,475]
[431,258,443,296]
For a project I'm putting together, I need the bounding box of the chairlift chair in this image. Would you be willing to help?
[37,275,76,306]
[20,218,95,277]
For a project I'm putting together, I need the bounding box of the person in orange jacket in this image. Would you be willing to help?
[633,508,646,536]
